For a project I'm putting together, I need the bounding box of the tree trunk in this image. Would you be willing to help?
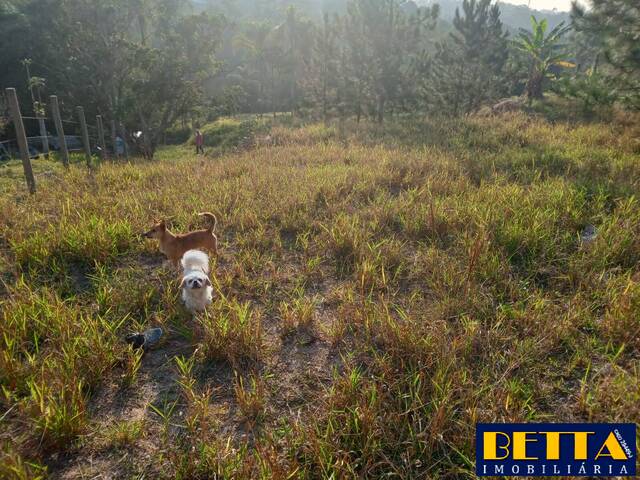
[527,70,544,100]
[271,65,276,119]
[377,95,384,124]
[137,11,147,45]
[323,77,328,126]
[137,112,155,159]
[355,83,361,123]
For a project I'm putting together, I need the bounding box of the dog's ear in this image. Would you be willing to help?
[159,219,166,230]
[179,277,186,289]
[205,277,212,287]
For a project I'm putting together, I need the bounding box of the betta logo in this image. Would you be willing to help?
[476,423,636,477]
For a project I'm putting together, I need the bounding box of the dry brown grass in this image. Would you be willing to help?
[1,113,639,478]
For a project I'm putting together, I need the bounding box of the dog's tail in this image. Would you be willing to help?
[181,249,210,274]
[198,212,217,232]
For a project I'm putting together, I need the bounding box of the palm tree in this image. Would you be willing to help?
[516,16,573,100]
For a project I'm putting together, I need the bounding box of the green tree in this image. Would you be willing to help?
[339,8,373,122]
[313,12,339,124]
[271,7,315,115]
[345,0,437,122]
[230,21,279,116]
[420,0,509,115]
[0,0,222,157]
[126,11,223,157]
[0,1,35,110]
[572,0,640,109]
[516,16,572,100]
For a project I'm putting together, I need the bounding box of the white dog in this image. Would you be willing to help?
[180,249,213,312]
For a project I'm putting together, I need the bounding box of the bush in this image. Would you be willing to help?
[164,125,192,145]
[556,71,617,118]
[191,118,256,151]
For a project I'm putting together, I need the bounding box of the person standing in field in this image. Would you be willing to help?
[195,129,204,154]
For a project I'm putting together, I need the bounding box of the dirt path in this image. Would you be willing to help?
[50,250,343,479]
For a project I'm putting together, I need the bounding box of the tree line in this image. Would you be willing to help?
[0,0,638,155]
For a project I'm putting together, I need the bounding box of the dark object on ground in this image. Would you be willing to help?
[125,327,163,350]
[125,332,145,348]
[580,224,598,244]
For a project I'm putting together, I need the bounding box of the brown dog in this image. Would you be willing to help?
[143,212,218,265]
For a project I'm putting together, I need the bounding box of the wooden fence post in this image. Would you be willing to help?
[49,95,69,168]
[110,119,118,159]
[5,88,36,193]
[119,123,129,160]
[96,115,106,160]
[76,106,92,167]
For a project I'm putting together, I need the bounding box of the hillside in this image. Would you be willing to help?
[495,1,570,30]
[423,0,570,30]
[1,114,639,477]
[194,0,570,28]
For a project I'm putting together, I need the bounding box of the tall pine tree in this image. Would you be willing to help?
[572,0,640,109]
[344,0,437,122]
[419,0,509,115]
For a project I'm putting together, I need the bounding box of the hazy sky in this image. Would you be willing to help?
[501,0,578,11]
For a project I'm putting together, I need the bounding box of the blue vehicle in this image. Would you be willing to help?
[0,141,39,160]
[49,135,84,152]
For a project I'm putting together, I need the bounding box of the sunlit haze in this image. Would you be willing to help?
[500,0,580,11]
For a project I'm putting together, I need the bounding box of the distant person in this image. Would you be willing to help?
[115,136,125,156]
[195,129,204,154]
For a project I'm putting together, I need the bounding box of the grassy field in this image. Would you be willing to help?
[1,113,639,478]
